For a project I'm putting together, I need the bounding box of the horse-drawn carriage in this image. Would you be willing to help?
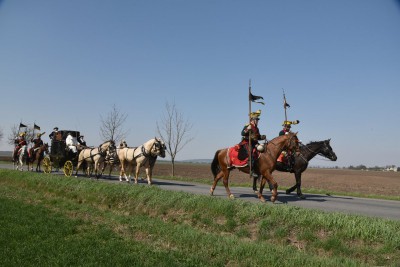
[42,130,81,176]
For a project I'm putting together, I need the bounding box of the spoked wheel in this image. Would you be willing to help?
[64,160,73,177]
[42,156,52,174]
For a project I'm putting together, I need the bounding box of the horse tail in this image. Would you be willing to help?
[211,149,222,178]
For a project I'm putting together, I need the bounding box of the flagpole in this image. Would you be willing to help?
[283,89,288,123]
[248,79,252,179]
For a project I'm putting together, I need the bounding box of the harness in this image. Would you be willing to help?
[126,141,161,166]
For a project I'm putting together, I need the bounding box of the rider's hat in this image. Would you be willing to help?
[19,132,26,137]
[250,109,261,120]
[53,127,58,131]
[282,120,300,126]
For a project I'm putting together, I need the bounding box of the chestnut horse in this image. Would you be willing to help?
[28,143,49,172]
[210,132,299,203]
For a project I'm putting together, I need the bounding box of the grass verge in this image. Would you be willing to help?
[1,169,399,266]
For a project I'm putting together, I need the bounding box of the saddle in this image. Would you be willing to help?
[228,144,259,168]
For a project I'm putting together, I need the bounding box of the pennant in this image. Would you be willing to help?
[34,124,41,130]
[283,95,290,108]
[19,123,27,128]
[284,101,290,108]
[249,92,265,105]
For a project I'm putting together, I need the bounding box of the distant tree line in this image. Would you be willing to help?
[310,165,399,171]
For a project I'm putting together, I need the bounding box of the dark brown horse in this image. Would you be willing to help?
[28,143,49,172]
[260,139,337,199]
[210,132,299,203]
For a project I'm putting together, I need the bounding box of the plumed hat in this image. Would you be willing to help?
[282,120,300,126]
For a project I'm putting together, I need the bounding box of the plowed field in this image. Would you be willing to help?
[152,162,400,196]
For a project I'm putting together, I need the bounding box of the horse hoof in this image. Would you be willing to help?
[285,190,291,194]
[254,190,258,194]
[270,196,277,203]
[209,189,214,196]
[259,197,266,203]
[298,194,306,199]
[229,194,235,199]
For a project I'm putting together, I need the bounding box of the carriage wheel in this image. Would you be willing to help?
[42,156,52,174]
[64,160,73,177]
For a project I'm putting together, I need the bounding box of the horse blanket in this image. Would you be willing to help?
[228,144,259,168]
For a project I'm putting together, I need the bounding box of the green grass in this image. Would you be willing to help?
[1,169,400,266]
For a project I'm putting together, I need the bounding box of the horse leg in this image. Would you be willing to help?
[252,176,258,193]
[94,161,100,179]
[134,165,140,184]
[295,172,305,199]
[145,167,152,185]
[210,170,224,196]
[119,160,126,182]
[258,172,278,203]
[285,183,297,195]
[75,160,83,177]
[108,163,113,178]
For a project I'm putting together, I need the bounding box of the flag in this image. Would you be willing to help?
[283,95,290,108]
[284,101,290,108]
[34,124,40,130]
[19,123,27,128]
[249,92,265,105]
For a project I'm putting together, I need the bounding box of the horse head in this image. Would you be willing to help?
[284,132,300,154]
[99,140,116,156]
[151,137,166,158]
[119,140,128,148]
[320,139,337,161]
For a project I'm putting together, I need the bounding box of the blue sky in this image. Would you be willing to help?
[1,0,399,167]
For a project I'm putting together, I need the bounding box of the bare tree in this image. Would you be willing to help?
[99,104,128,143]
[157,101,194,176]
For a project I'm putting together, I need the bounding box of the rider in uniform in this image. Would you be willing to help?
[239,110,266,174]
[13,132,27,161]
[277,120,299,171]
[29,132,45,158]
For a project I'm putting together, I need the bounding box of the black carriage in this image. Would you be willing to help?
[42,130,81,176]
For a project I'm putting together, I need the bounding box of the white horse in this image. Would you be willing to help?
[118,138,166,184]
[74,140,116,178]
[14,145,28,171]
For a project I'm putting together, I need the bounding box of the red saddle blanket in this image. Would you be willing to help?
[228,145,259,168]
[228,145,248,167]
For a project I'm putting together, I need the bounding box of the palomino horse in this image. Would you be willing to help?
[14,145,28,171]
[28,143,49,172]
[118,138,166,184]
[74,140,116,178]
[100,140,127,178]
[210,132,299,203]
[257,139,337,199]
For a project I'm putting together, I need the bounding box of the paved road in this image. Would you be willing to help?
[2,164,399,221]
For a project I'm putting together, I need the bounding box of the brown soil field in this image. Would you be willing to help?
[152,162,400,196]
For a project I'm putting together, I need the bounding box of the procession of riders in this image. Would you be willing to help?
[11,89,299,173]
[12,125,87,165]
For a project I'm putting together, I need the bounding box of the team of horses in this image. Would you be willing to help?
[11,132,337,203]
